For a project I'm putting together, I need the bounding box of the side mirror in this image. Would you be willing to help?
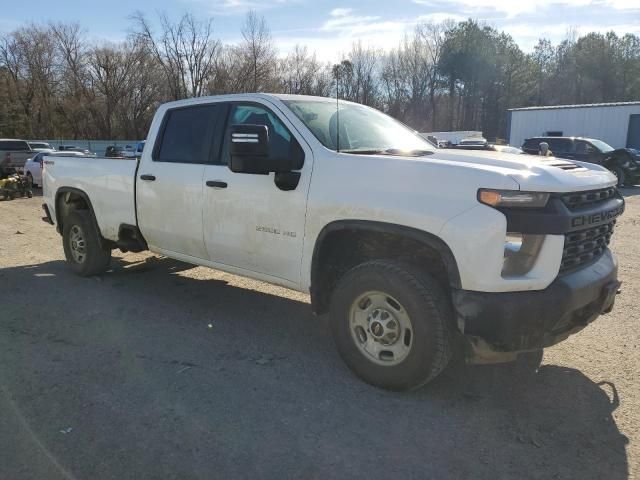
[229,124,271,174]
[229,124,304,174]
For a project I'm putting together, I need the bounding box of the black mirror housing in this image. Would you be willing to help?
[229,124,270,174]
[229,123,305,175]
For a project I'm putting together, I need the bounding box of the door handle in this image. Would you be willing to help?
[140,174,156,181]
[206,180,228,188]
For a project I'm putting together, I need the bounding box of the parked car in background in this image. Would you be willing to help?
[522,136,640,186]
[451,142,523,154]
[0,139,34,174]
[24,151,85,187]
[59,145,94,155]
[28,141,55,152]
[458,138,488,147]
[491,144,523,154]
[105,146,127,157]
[134,141,145,158]
[122,145,137,158]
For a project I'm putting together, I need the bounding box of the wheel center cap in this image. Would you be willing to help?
[371,321,384,337]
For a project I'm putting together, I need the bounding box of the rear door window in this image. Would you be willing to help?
[155,105,220,164]
[547,138,573,154]
[575,141,590,155]
[523,139,540,151]
[0,140,30,150]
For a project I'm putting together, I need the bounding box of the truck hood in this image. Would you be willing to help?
[429,149,617,193]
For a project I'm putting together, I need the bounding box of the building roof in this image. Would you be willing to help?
[509,101,640,112]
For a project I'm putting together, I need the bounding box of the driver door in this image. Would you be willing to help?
[202,101,313,285]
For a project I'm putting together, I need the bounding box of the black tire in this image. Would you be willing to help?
[329,260,453,391]
[62,210,111,276]
[612,166,625,187]
[514,349,543,374]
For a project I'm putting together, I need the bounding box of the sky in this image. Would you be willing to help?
[2,0,640,62]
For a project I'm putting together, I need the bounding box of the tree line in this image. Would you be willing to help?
[1,12,639,142]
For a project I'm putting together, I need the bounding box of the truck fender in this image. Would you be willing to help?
[310,220,461,314]
[54,187,107,246]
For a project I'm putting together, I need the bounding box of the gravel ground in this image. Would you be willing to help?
[0,189,638,479]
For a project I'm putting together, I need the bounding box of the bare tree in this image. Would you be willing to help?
[342,41,379,107]
[131,12,221,100]
[417,21,450,130]
[50,22,92,138]
[235,10,277,92]
[280,45,326,95]
[0,25,59,137]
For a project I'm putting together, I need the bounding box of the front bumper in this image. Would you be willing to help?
[453,249,620,363]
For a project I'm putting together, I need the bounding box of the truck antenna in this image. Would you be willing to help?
[336,67,340,153]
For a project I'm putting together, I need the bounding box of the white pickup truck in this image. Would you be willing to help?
[42,94,624,390]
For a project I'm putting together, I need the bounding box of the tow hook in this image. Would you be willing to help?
[602,281,622,314]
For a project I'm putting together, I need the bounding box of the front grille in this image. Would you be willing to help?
[560,221,615,273]
[561,187,617,211]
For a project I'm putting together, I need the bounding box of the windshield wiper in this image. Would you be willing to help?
[341,148,435,156]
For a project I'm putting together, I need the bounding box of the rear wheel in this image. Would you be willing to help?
[329,260,453,391]
[62,210,111,276]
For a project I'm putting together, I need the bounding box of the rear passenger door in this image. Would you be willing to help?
[136,104,221,260]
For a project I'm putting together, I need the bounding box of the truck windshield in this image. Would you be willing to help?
[283,99,435,155]
[590,139,614,153]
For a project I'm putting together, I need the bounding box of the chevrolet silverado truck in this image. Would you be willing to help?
[42,94,624,391]
[0,138,35,175]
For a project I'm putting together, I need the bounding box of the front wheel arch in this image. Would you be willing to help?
[310,220,461,315]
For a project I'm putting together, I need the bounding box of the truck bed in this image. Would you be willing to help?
[43,155,138,241]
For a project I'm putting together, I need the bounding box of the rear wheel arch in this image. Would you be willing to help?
[55,188,109,246]
[310,220,461,315]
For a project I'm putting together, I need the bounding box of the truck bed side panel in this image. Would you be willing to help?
[43,157,137,241]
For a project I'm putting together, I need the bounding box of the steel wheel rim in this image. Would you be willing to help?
[348,291,413,366]
[69,225,87,264]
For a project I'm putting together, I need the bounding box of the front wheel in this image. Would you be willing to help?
[611,166,625,187]
[62,210,112,276]
[329,260,453,391]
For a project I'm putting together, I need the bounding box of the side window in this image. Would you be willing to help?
[575,141,589,155]
[548,139,571,154]
[523,139,539,150]
[223,104,293,165]
[155,105,219,163]
[0,140,29,150]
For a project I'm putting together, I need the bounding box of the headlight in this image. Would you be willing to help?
[502,233,545,277]
[478,189,550,208]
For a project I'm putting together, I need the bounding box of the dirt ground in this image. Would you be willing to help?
[1,189,639,479]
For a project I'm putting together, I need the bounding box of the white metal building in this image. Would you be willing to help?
[508,101,640,149]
